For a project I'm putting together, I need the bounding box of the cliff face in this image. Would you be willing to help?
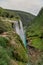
[0,18,28,65]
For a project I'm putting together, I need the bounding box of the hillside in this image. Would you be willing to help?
[0,7,43,65]
[26,7,43,50]
[0,17,28,65]
[0,7,35,28]
[26,8,43,65]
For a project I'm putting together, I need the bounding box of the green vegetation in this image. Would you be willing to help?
[0,7,29,64]
[0,7,35,28]
[26,8,43,50]
[0,33,28,65]
[0,7,43,65]
[0,37,9,47]
[0,13,28,65]
[0,47,10,65]
[26,8,43,65]
[0,18,13,33]
[31,37,43,50]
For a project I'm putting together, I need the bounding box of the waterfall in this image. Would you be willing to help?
[14,20,29,65]
[14,20,26,47]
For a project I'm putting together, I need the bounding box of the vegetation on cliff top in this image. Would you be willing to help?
[0,7,35,27]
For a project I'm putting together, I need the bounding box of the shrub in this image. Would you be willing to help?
[0,37,9,48]
[0,19,13,33]
[0,47,10,65]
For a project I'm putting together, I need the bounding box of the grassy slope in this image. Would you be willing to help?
[26,8,43,50]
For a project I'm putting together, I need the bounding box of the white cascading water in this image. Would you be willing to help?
[14,20,26,47]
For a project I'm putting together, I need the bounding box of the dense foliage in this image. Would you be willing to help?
[26,8,43,64]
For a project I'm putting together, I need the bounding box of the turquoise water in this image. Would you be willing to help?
[23,34,27,47]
